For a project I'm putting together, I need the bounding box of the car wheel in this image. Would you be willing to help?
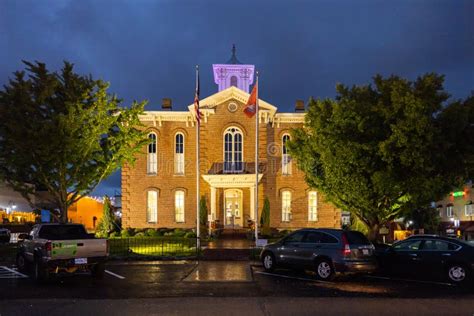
[262,252,276,272]
[91,262,105,279]
[315,259,334,281]
[16,253,28,273]
[447,264,470,285]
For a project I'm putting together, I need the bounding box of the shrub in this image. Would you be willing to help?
[173,228,186,237]
[109,231,120,238]
[145,228,159,237]
[121,228,135,238]
[184,231,197,238]
[134,232,145,238]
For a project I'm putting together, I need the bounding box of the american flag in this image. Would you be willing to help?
[194,67,202,124]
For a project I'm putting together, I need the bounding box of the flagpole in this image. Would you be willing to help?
[195,65,200,251]
[254,71,259,245]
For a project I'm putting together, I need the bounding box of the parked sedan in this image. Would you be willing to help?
[0,228,11,243]
[377,235,474,285]
[260,228,377,280]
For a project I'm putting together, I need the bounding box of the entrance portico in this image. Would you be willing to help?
[202,174,263,229]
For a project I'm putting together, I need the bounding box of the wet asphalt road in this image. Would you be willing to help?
[1,261,473,315]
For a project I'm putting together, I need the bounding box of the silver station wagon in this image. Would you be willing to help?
[260,228,377,280]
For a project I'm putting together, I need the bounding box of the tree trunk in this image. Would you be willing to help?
[367,222,380,243]
[59,201,68,223]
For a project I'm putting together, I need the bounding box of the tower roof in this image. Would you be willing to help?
[226,44,242,64]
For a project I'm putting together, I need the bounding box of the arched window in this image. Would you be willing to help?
[175,190,185,223]
[223,127,243,173]
[308,191,318,221]
[147,190,158,223]
[230,76,238,87]
[174,133,184,175]
[282,191,292,222]
[147,133,157,174]
[282,134,292,175]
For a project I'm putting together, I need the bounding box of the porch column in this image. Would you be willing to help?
[250,185,255,220]
[210,186,217,220]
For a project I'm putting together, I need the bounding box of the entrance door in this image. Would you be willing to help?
[224,189,243,228]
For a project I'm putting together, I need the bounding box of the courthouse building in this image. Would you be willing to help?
[122,48,341,231]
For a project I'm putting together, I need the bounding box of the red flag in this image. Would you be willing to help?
[244,84,257,118]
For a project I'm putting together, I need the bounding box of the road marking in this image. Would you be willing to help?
[0,266,28,278]
[363,275,454,287]
[105,269,125,279]
[254,271,333,284]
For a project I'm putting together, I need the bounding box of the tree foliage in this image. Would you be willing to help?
[260,197,270,227]
[199,195,208,226]
[95,196,116,237]
[0,61,147,223]
[289,74,473,241]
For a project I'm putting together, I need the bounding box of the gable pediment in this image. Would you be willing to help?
[187,86,277,118]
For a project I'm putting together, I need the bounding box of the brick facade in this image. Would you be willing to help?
[122,87,341,230]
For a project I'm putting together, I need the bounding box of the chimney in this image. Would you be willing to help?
[161,98,172,110]
[295,100,305,112]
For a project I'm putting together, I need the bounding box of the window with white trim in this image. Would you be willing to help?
[147,190,158,223]
[465,204,473,216]
[446,206,454,218]
[282,134,292,175]
[282,191,292,222]
[174,133,185,175]
[147,133,157,174]
[224,127,243,173]
[308,191,318,221]
[175,190,185,223]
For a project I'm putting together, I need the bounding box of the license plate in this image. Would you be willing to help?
[74,258,87,264]
[362,249,369,255]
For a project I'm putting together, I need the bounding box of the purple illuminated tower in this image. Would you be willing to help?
[212,45,255,93]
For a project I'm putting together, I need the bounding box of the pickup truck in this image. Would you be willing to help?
[16,223,108,281]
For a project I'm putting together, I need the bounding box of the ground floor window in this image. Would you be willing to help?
[465,204,473,216]
[147,190,158,223]
[308,191,318,221]
[282,191,292,222]
[175,190,185,223]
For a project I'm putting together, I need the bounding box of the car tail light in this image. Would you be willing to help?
[341,233,351,256]
[45,241,52,256]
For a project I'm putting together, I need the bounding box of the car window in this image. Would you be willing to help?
[393,239,423,251]
[345,231,370,245]
[285,231,305,243]
[38,225,88,240]
[320,233,338,243]
[304,232,323,243]
[422,240,460,251]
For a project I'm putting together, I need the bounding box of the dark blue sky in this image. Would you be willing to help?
[1,0,473,196]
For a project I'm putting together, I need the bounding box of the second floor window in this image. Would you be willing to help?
[175,133,184,175]
[465,204,473,216]
[282,191,292,222]
[175,190,185,223]
[446,206,454,218]
[230,76,238,87]
[224,127,243,173]
[147,133,157,174]
[282,134,292,175]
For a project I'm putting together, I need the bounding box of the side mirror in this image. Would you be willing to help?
[17,233,30,241]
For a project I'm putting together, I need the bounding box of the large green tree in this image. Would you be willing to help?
[289,74,472,241]
[0,61,147,223]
